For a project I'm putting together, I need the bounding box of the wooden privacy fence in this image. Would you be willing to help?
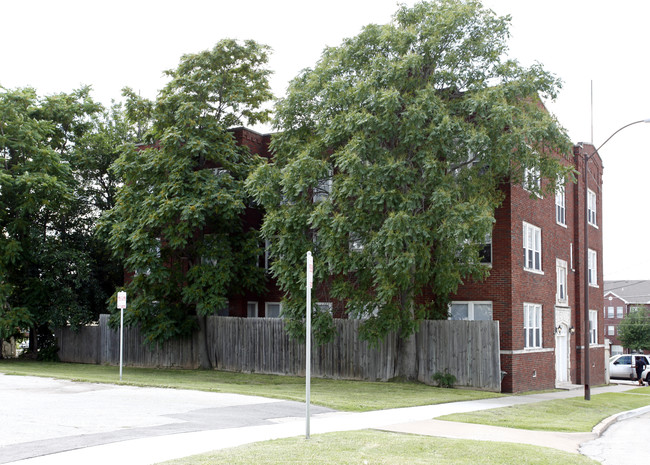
[56,315,501,391]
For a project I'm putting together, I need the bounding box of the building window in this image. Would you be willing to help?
[588,249,597,286]
[264,238,273,270]
[524,303,542,348]
[607,325,615,336]
[616,306,624,318]
[313,169,333,203]
[265,302,282,318]
[555,183,566,226]
[587,189,597,227]
[607,306,614,318]
[589,310,598,345]
[524,166,541,193]
[217,301,230,317]
[349,232,364,252]
[316,302,333,315]
[479,233,492,265]
[523,222,542,272]
[556,259,568,305]
[449,301,493,321]
[247,302,259,318]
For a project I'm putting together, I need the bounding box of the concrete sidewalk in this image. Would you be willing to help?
[4,382,646,464]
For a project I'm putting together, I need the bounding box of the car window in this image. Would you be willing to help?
[619,355,632,365]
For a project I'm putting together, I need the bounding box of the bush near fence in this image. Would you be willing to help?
[56,315,501,391]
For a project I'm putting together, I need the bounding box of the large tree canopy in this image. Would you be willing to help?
[102,39,273,368]
[0,85,124,357]
[247,0,573,375]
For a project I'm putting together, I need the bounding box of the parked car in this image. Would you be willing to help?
[609,354,650,381]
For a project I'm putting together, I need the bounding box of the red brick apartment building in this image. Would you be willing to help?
[450,143,605,392]
[604,280,650,355]
[226,128,605,393]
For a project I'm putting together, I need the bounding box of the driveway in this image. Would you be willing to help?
[0,373,333,464]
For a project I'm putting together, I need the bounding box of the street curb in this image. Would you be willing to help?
[591,404,650,437]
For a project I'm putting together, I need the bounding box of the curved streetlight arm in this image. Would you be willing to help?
[588,119,650,160]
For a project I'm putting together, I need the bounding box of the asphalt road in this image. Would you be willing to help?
[3,373,648,465]
[581,409,650,464]
[0,373,333,464]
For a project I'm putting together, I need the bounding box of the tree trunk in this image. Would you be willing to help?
[29,326,38,356]
[197,315,213,369]
[394,290,418,380]
[395,331,418,380]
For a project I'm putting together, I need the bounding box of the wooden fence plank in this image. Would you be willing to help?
[56,316,501,391]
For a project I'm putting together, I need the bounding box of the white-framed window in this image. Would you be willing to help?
[616,306,624,318]
[524,166,541,193]
[265,302,282,318]
[556,259,568,305]
[588,249,597,286]
[587,189,597,226]
[524,303,542,348]
[247,301,259,318]
[316,302,333,315]
[607,325,615,336]
[607,306,614,318]
[523,222,542,272]
[555,183,566,226]
[449,301,493,321]
[611,345,623,356]
[589,310,598,345]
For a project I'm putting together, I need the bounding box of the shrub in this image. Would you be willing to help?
[432,371,456,388]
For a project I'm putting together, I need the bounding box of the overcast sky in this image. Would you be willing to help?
[2,0,649,281]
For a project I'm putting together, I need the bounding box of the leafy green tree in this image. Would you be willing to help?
[0,86,78,353]
[617,307,650,352]
[0,85,126,357]
[247,0,573,377]
[102,39,273,368]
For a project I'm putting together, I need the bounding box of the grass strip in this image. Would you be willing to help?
[437,388,650,432]
[156,430,599,465]
[0,360,501,412]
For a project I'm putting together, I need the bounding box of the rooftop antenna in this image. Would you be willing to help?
[590,80,594,144]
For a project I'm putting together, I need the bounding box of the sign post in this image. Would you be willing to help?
[305,251,313,439]
[117,291,127,381]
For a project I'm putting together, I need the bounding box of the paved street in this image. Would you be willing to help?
[1,373,648,465]
[0,374,333,464]
[580,409,650,464]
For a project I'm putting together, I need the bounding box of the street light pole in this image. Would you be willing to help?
[582,118,650,401]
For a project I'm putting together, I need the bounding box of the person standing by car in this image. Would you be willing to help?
[635,356,647,386]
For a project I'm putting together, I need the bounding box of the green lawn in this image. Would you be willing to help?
[156,430,599,465]
[0,360,501,412]
[437,388,650,432]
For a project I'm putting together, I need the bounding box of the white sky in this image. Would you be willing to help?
[2,0,649,281]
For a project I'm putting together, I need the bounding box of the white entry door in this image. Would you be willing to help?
[555,325,568,383]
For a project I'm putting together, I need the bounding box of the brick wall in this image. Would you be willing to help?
[454,144,605,392]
